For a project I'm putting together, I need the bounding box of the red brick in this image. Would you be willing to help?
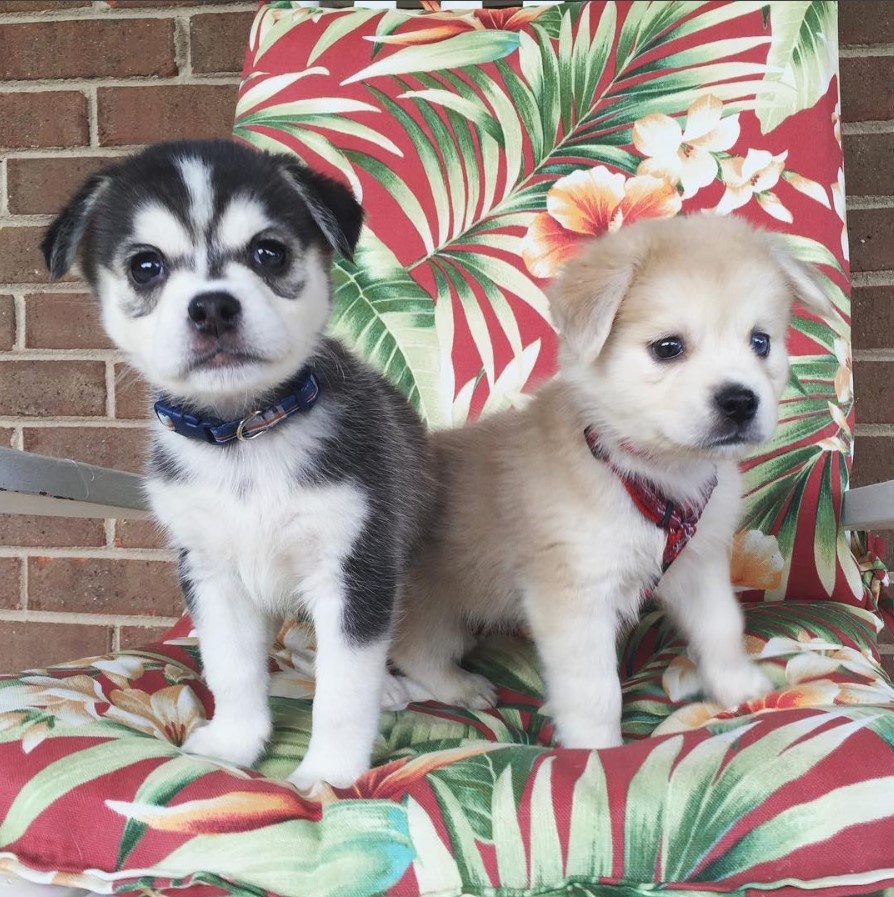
[0,620,112,673]
[853,286,894,351]
[0,558,21,610]
[23,425,148,473]
[28,556,181,616]
[0,92,88,149]
[839,1,894,46]
[7,156,117,216]
[0,428,13,448]
[1,2,91,10]
[0,19,176,81]
[114,518,167,550]
[854,360,894,424]
[840,57,894,122]
[191,11,255,74]
[0,515,105,548]
[0,360,106,417]
[849,209,894,274]
[843,133,894,196]
[24,292,111,350]
[114,362,151,420]
[118,623,175,648]
[851,435,894,487]
[98,85,237,146]
[0,226,79,284]
[0,295,14,350]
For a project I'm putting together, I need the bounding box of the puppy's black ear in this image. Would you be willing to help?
[279,160,363,261]
[549,231,644,362]
[41,171,113,281]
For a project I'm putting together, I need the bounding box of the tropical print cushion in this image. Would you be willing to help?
[2,604,894,897]
[234,0,864,608]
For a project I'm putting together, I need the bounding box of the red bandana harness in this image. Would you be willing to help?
[584,427,716,574]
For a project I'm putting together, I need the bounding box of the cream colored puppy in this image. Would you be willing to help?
[391,214,832,749]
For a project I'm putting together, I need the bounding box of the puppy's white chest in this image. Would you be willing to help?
[149,469,366,610]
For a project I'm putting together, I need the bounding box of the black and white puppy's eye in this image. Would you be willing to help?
[129,250,165,286]
[650,336,685,361]
[251,238,289,271]
[751,331,771,358]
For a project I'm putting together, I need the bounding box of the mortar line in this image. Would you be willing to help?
[0,4,257,24]
[854,424,894,437]
[175,12,192,78]
[0,608,181,628]
[86,84,99,148]
[855,349,894,362]
[19,556,27,612]
[852,271,894,288]
[0,417,148,427]
[0,75,240,91]
[0,547,176,560]
[104,518,116,550]
[1,349,129,360]
[846,196,894,210]
[840,44,894,57]
[105,359,117,418]
[12,293,26,351]
[842,121,894,136]
[0,159,8,217]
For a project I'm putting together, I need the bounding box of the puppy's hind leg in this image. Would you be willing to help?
[390,586,496,710]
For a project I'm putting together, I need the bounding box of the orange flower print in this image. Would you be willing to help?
[373,5,547,47]
[521,167,681,278]
[730,529,784,591]
[633,95,740,198]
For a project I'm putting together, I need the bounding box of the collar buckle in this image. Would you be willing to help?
[236,409,270,442]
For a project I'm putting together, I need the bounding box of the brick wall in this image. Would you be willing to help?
[0,0,255,669]
[0,1,891,671]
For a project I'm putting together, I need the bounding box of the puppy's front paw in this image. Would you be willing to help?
[288,754,367,796]
[182,718,269,768]
[705,660,773,709]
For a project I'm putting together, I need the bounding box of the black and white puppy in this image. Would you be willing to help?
[41,139,434,792]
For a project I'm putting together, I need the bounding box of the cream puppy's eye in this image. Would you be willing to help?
[129,249,166,286]
[251,238,289,270]
[650,336,685,361]
[751,331,771,357]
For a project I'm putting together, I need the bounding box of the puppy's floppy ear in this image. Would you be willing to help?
[41,170,114,281]
[548,234,643,362]
[278,159,364,261]
[767,237,833,319]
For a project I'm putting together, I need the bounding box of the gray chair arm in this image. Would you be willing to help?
[0,446,150,519]
[842,479,894,531]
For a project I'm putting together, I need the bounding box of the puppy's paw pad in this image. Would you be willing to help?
[708,662,773,709]
[182,720,268,768]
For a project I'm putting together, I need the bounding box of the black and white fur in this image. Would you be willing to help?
[41,140,433,792]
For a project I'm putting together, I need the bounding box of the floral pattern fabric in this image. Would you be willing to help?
[235,0,860,608]
[1,3,892,896]
[2,604,894,897]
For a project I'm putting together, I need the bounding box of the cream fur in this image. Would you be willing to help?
[392,215,831,748]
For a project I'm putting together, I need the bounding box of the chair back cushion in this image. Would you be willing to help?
[235,1,863,605]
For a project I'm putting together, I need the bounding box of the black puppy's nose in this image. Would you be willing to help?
[715,384,758,425]
[188,292,241,335]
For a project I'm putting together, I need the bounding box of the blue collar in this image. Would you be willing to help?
[154,369,320,446]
